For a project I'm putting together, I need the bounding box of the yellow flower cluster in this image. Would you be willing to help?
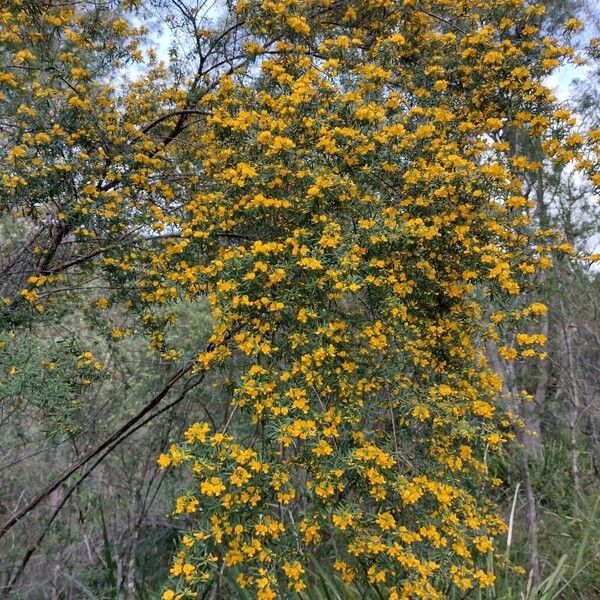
[0,0,592,598]
[152,0,588,595]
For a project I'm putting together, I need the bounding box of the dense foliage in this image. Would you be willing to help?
[0,0,599,598]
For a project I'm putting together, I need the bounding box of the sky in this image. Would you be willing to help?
[546,62,590,102]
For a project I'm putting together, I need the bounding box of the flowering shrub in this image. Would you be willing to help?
[1,0,594,597]
[152,1,583,598]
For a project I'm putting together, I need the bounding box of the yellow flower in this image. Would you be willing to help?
[157,454,171,469]
[184,422,211,444]
[375,512,396,530]
[332,512,354,530]
[401,483,423,505]
[286,15,310,35]
[297,257,322,270]
[312,439,333,457]
[367,565,387,584]
[412,405,430,421]
[283,560,304,580]
[200,476,226,496]
[472,400,495,419]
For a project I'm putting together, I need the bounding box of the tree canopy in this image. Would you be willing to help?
[1,0,599,598]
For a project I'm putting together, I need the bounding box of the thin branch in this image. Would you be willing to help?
[141,109,210,135]
[415,7,468,35]
[1,367,209,594]
[0,357,197,540]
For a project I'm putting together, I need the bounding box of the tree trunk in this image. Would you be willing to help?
[485,340,540,585]
[560,300,583,503]
[519,442,540,584]
[519,311,548,459]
